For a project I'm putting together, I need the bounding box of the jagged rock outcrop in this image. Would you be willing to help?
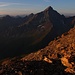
[0,27,75,75]
[21,27,75,74]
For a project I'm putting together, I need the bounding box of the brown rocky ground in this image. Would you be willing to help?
[0,27,75,75]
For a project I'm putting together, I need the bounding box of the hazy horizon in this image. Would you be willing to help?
[0,0,75,16]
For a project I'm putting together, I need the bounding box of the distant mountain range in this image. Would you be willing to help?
[0,6,75,59]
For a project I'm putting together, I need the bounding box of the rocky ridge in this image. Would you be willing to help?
[21,27,75,74]
[0,27,75,75]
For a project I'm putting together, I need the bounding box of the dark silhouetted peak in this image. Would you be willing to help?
[28,13,34,17]
[44,6,53,11]
[4,15,11,18]
[3,15,12,20]
[24,13,34,19]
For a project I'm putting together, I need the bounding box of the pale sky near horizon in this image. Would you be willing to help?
[0,0,75,16]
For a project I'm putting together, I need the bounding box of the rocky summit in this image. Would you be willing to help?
[0,6,75,60]
[0,26,75,75]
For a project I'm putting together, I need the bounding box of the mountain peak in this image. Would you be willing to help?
[44,6,53,11]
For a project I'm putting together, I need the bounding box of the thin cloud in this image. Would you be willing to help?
[0,2,27,7]
[0,3,10,7]
[0,2,40,8]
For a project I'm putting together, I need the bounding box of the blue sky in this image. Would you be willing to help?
[0,0,75,16]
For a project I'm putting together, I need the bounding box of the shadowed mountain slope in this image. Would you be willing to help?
[0,26,75,75]
[0,6,75,60]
